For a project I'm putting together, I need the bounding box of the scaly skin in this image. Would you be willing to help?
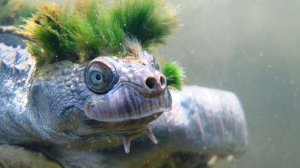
[0,41,172,149]
[0,43,34,144]
[0,31,247,167]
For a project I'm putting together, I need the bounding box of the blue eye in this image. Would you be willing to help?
[86,62,117,94]
[90,70,103,85]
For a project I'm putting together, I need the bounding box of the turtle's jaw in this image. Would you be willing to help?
[82,111,163,134]
[84,84,172,123]
[82,84,172,131]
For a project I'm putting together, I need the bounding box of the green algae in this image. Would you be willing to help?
[22,0,178,66]
[162,62,184,90]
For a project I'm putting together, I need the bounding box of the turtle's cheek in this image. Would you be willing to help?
[83,84,172,123]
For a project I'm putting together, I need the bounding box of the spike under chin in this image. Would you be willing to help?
[123,128,158,154]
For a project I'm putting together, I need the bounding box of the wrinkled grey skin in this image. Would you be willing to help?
[0,42,172,149]
[0,32,247,168]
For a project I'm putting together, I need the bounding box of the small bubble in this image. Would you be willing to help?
[226,155,234,162]
[207,155,218,166]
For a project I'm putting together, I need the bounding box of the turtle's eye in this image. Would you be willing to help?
[90,70,103,85]
[86,61,116,94]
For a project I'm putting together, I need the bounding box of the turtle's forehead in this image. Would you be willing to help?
[115,50,161,70]
[88,51,161,79]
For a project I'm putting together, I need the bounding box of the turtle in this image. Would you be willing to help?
[0,0,248,167]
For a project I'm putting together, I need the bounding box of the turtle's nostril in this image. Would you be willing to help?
[146,77,156,89]
[144,75,167,95]
[160,76,166,86]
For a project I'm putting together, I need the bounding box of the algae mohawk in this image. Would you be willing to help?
[22,0,184,89]
[22,0,177,65]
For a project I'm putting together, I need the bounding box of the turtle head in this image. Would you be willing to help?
[83,51,171,131]
[28,49,172,152]
[81,49,173,133]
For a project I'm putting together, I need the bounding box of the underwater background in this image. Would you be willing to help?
[162,0,300,167]
[1,0,299,167]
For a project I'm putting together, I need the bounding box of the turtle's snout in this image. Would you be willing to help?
[144,74,167,96]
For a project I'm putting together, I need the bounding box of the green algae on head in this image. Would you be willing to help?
[22,0,178,66]
[111,0,177,48]
[162,62,184,90]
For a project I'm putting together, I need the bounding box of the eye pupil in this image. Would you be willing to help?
[95,74,101,80]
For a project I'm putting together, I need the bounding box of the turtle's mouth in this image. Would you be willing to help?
[82,84,172,132]
[79,85,171,153]
[82,111,164,133]
[84,85,171,121]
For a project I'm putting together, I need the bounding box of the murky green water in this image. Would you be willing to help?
[2,0,299,167]
[162,0,300,167]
